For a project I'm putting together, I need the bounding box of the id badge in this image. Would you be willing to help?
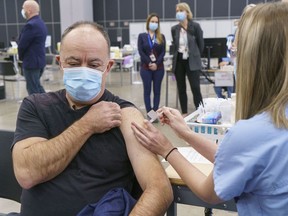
[182,49,188,60]
[150,54,156,62]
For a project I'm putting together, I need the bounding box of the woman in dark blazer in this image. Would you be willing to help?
[171,2,204,116]
[138,13,166,116]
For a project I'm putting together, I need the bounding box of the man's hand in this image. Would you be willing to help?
[81,101,122,133]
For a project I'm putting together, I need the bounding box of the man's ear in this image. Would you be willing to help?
[106,59,115,73]
[55,55,61,67]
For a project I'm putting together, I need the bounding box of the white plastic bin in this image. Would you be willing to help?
[184,110,231,143]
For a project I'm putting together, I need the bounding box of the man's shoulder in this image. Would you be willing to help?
[102,90,135,109]
[24,90,65,106]
[27,16,46,27]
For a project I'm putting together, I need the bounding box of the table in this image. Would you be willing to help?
[0,51,19,73]
[165,163,237,216]
[201,67,235,85]
[112,55,134,86]
[165,116,236,216]
[112,57,124,86]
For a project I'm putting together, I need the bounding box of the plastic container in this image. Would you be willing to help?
[185,110,231,144]
[219,100,232,124]
[201,111,222,124]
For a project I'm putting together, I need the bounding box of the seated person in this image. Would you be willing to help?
[214,34,236,99]
[10,21,172,216]
[214,57,235,99]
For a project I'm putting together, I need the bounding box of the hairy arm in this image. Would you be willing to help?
[12,101,122,189]
[120,107,173,215]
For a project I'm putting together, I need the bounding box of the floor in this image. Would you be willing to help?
[0,67,237,215]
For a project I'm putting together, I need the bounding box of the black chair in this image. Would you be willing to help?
[0,61,25,99]
[0,61,24,99]
[0,130,22,203]
[0,61,18,79]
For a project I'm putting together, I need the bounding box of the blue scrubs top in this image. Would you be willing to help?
[214,107,288,216]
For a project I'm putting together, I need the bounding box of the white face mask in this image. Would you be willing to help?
[63,67,103,102]
[149,22,158,32]
[176,11,186,22]
[21,9,27,19]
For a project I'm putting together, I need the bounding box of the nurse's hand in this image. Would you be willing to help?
[131,119,173,158]
[157,107,191,140]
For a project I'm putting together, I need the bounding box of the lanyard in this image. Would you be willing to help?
[148,33,156,50]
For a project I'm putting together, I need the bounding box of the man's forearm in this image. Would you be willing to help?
[13,119,92,189]
[130,161,173,216]
[130,183,172,216]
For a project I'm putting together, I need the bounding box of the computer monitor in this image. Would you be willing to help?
[0,42,5,51]
[111,41,121,47]
[201,38,227,69]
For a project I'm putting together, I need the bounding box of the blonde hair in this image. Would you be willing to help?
[236,2,288,128]
[145,13,163,44]
[233,4,256,49]
[176,2,193,20]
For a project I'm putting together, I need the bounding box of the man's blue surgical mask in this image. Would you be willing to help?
[63,67,103,102]
[21,9,27,19]
[149,22,158,32]
[176,12,186,21]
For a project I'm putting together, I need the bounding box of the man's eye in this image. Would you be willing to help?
[89,64,101,69]
[67,62,79,67]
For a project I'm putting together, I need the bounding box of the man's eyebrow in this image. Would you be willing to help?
[88,58,104,63]
[64,56,81,62]
[64,57,104,63]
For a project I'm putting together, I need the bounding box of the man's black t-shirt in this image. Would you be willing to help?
[13,89,136,216]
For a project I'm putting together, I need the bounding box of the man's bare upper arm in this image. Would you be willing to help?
[120,107,162,188]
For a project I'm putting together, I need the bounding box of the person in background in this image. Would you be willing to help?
[131,2,288,216]
[138,13,166,118]
[171,2,204,116]
[11,21,172,216]
[215,4,256,99]
[18,0,47,95]
[214,34,235,99]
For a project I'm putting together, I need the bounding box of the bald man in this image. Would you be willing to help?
[12,21,172,216]
[18,0,47,95]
